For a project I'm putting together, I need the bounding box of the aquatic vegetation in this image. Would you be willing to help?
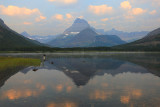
[0,56,41,71]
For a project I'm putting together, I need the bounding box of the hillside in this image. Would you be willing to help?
[133,27,160,45]
[89,35,126,47]
[0,18,44,50]
[113,27,160,51]
[21,31,58,43]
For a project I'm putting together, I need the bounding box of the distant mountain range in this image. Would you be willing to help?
[114,27,160,51]
[130,27,160,46]
[20,18,150,48]
[105,28,149,42]
[21,31,58,43]
[1,17,160,51]
[47,18,126,47]
[48,28,126,47]
[0,18,43,50]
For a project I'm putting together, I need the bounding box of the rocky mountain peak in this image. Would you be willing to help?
[21,31,31,37]
[63,18,90,35]
[74,18,89,24]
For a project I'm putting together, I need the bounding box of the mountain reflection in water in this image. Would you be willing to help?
[0,53,160,107]
[47,57,149,86]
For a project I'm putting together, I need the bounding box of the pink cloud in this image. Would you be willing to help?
[88,5,113,15]
[0,5,41,16]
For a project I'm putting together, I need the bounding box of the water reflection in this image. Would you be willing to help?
[0,67,22,89]
[0,81,46,100]
[0,53,160,107]
[49,57,149,86]
[47,101,78,107]
[89,90,113,101]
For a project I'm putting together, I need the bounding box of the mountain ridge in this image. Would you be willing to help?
[48,27,126,47]
[0,18,44,50]
[113,27,160,51]
[105,28,149,42]
[21,31,58,43]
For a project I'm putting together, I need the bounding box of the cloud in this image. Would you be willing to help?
[78,16,84,18]
[88,5,113,15]
[120,2,146,20]
[120,1,132,9]
[124,8,146,19]
[52,13,73,21]
[52,14,64,20]
[36,15,46,22]
[0,5,41,16]
[101,18,109,22]
[149,10,156,15]
[48,0,77,5]
[66,13,73,19]
[0,5,46,22]
[88,21,96,24]
[23,22,32,25]
[131,8,146,15]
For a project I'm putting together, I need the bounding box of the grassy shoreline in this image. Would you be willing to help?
[0,46,160,53]
[0,56,41,71]
[0,51,160,54]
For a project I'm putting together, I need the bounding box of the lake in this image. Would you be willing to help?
[0,52,160,107]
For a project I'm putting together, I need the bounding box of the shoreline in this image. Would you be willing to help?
[0,51,160,56]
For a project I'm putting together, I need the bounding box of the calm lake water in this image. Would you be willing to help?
[0,52,160,107]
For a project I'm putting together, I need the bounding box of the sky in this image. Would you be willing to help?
[0,0,160,36]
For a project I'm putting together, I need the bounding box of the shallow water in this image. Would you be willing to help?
[0,53,160,107]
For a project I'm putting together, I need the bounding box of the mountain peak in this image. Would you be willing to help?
[111,28,116,31]
[63,18,91,35]
[74,18,89,24]
[22,31,28,34]
[21,31,31,37]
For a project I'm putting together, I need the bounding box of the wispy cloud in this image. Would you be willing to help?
[0,5,40,16]
[101,18,109,22]
[36,15,46,22]
[23,22,32,25]
[88,5,113,15]
[149,10,156,15]
[52,14,64,20]
[66,13,73,19]
[120,1,146,20]
[131,8,146,15]
[0,5,46,23]
[52,13,74,21]
[48,0,77,5]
